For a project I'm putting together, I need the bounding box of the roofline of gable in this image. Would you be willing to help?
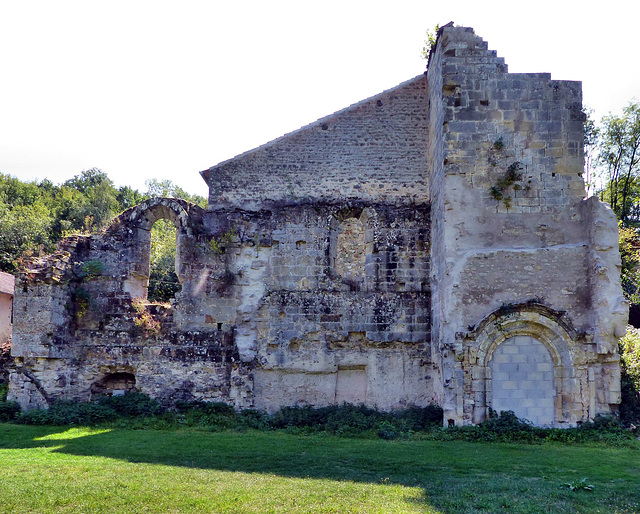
[199,73,427,185]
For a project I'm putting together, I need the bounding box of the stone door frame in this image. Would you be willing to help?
[463,303,579,426]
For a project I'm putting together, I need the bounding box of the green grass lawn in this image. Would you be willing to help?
[0,424,638,513]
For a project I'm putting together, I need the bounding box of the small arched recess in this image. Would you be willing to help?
[465,304,580,427]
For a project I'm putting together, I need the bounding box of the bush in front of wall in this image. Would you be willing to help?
[0,399,20,422]
[16,400,117,426]
[96,391,164,417]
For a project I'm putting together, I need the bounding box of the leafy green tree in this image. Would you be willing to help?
[618,327,640,424]
[145,179,207,208]
[619,226,640,304]
[0,174,43,207]
[583,107,599,196]
[0,201,53,272]
[62,169,120,232]
[117,186,148,211]
[63,168,111,193]
[597,102,640,226]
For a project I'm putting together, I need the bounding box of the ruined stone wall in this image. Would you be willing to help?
[196,203,434,412]
[9,199,253,409]
[9,198,435,412]
[427,25,626,426]
[249,204,434,411]
[202,76,429,210]
[8,25,626,426]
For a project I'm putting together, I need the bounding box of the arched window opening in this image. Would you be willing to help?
[148,219,181,303]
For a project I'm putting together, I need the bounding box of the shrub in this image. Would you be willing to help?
[376,420,399,440]
[268,403,440,437]
[619,326,640,425]
[96,392,164,417]
[270,405,330,430]
[394,404,443,430]
[78,259,105,279]
[234,409,272,430]
[16,400,117,426]
[0,382,8,402]
[13,393,163,426]
[0,400,20,421]
[325,404,381,434]
[175,400,235,416]
[173,400,239,430]
[578,413,625,432]
[423,410,635,445]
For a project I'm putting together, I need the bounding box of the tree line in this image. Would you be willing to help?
[0,168,206,301]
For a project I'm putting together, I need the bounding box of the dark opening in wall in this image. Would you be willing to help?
[629,304,640,328]
[91,372,136,397]
[148,219,181,302]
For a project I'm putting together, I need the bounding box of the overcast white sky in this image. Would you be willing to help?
[1,1,638,196]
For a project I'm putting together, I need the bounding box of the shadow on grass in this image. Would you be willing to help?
[1,424,639,513]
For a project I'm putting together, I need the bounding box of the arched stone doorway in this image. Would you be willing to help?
[488,335,555,425]
[463,303,582,427]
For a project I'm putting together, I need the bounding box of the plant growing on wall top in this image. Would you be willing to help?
[78,259,105,280]
[421,23,441,61]
[131,298,161,334]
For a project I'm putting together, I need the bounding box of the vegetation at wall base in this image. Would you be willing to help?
[0,394,637,447]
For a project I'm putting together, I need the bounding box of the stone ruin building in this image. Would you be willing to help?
[8,25,628,427]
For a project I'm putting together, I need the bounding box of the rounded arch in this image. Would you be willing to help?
[465,303,581,426]
[107,198,206,301]
[471,303,578,370]
[113,197,205,235]
[91,371,137,397]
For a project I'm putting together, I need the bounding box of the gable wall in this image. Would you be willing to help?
[203,77,430,210]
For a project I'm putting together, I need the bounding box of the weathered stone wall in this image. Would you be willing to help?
[8,25,626,427]
[206,203,435,412]
[9,199,254,409]
[9,198,434,412]
[202,76,429,210]
[427,25,626,426]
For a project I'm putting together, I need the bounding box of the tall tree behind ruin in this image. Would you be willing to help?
[598,101,640,226]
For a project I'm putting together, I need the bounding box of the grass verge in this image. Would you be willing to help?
[1,424,639,513]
